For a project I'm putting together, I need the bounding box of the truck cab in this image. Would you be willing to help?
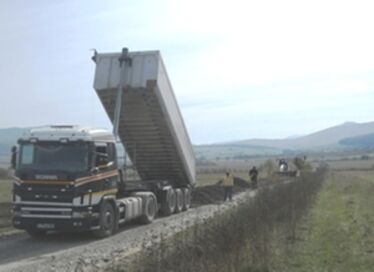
[13,125,192,238]
[13,125,122,237]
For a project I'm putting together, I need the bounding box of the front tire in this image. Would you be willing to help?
[93,201,116,238]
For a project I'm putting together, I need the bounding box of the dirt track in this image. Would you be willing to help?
[0,179,253,272]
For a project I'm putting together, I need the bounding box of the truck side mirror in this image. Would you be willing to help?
[91,161,114,174]
[11,146,17,169]
[91,166,99,175]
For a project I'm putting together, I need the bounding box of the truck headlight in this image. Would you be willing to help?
[72,211,90,218]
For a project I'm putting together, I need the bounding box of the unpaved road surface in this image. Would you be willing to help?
[0,188,256,272]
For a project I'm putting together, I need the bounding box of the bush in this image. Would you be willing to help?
[260,159,276,178]
[293,156,312,171]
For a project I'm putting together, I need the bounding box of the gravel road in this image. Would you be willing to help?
[0,190,256,272]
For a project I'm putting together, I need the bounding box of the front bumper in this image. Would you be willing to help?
[12,209,99,232]
[13,215,100,232]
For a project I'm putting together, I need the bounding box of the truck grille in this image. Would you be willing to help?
[17,184,74,203]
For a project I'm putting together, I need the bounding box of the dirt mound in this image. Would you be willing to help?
[192,177,250,206]
[234,176,251,188]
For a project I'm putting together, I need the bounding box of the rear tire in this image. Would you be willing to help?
[182,188,191,211]
[160,188,176,216]
[93,201,116,238]
[139,194,157,224]
[175,189,183,213]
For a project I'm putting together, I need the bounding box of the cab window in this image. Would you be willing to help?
[94,143,116,169]
[95,145,108,167]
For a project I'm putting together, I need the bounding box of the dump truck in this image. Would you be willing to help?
[12,48,195,237]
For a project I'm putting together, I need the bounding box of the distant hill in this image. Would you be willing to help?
[0,127,27,149]
[340,133,374,149]
[197,121,374,159]
[0,128,27,166]
[1,121,374,163]
[235,121,374,150]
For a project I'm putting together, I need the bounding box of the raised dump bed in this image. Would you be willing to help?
[93,49,195,187]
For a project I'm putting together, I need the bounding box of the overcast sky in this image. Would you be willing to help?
[0,0,373,144]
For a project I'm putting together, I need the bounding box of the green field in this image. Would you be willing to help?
[194,144,282,160]
[278,170,374,271]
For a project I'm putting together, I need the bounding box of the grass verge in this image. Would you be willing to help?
[274,170,374,272]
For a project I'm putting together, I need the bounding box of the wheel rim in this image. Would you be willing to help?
[178,191,183,208]
[147,198,155,218]
[103,206,114,231]
[185,189,191,208]
[169,190,176,212]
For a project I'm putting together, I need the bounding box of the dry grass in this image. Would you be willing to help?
[273,170,374,271]
[326,159,374,170]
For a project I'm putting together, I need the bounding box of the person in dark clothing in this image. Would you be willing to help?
[249,166,258,189]
[11,146,17,169]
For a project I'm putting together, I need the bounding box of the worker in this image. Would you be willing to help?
[222,171,234,201]
[249,166,258,189]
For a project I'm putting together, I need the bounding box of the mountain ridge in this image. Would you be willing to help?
[1,121,374,162]
[232,121,374,150]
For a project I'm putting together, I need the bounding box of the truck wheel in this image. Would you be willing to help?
[182,188,191,211]
[26,229,47,238]
[161,188,176,216]
[140,194,157,224]
[175,189,183,213]
[93,201,115,238]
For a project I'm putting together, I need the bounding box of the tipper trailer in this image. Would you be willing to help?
[12,48,195,237]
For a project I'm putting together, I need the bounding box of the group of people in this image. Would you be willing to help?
[220,166,259,201]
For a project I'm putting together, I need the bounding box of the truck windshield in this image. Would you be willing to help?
[18,142,89,173]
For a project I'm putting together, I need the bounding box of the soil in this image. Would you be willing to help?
[192,176,251,206]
